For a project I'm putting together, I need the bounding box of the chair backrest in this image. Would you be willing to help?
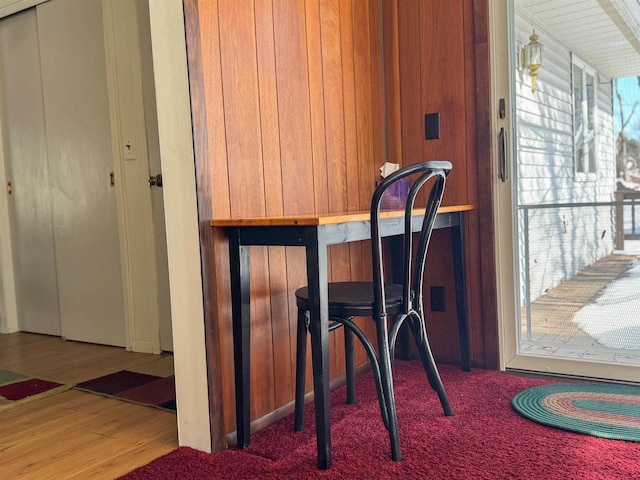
[370,161,452,317]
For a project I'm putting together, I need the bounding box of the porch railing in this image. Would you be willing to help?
[518,197,639,340]
[615,190,640,249]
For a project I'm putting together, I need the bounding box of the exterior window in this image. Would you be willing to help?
[572,57,597,178]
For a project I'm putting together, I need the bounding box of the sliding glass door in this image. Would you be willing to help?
[492,0,640,382]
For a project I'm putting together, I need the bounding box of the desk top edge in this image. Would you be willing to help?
[210,204,475,227]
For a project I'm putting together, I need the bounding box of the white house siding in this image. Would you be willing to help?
[515,14,617,303]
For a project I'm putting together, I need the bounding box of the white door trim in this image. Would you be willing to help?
[102,0,161,354]
[148,0,211,452]
[0,93,19,334]
[490,0,517,371]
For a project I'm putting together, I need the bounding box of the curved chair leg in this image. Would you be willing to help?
[344,321,355,405]
[376,316,402,461]
[337,317,389,429]
[409,312,453,417]
[294,309,308,431]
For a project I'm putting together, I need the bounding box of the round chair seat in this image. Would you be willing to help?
[295,281,404,317]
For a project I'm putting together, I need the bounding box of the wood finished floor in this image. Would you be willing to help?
[0,332,178,479]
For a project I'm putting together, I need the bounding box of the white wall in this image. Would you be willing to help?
[515,14,617,301]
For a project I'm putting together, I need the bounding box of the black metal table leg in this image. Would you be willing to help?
[450,214,471,371]
[305,229,332,469]
[229,228,252,447]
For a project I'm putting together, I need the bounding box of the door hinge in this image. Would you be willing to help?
[7,181,12,195]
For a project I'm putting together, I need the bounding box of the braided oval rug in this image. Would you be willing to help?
[512,383,640,442]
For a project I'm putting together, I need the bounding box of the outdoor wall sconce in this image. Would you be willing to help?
[521,30,544,93]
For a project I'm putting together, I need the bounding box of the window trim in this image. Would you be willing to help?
[571,54,598,182]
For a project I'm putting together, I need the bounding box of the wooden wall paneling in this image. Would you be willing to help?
[217,1,265,218]
[462,0,478,208]
[254,0,293,408]
[341,0,359,214]
[218,0,276,421]
[305,0,329,215]
[319,0,346,217]
[183,0,229,449]
[319,0,350,380]
[300,0,327,392]
[381,0,402,166]
[271,0,325,403]
[397,0,421,168]
[272,0,315,216]
[186,0,495,448]
[353,0,375,210]
[341,0,367,366]
[368,0,385,180]
[391,0,489,367]
[424,231,463,362]
[198,0,239,436]
[352,0,379,354]
[472,0,498,368]
[461,0,483,366]
[419,0,467,206]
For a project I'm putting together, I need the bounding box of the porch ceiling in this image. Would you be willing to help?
[517,0,640,78]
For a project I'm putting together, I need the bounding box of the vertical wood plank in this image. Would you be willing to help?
[341,0,367,366]
[319,0,350,379]
[218,0,266,217]
[184,0,218,449]
[419,0,467,206]
[199,0,230,220]
[462,0,481,366]
[218,0,275,421]
[353,0,375,210]
[254,0,293,409]
[368,0,385,177]
[306,0,329,215]
[273,0,315,215]
[472,0,498,368]
[382,0,402,166]
[352,0,379,354]
[397,0,422,167]
[341,0,360,213]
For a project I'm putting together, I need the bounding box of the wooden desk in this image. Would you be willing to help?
[211,204,473,469]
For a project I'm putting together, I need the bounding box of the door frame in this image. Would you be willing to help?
[146,0,210,451]
[0,93,19,334]
[490,0,517,372]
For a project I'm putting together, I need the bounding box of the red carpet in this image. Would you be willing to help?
[120,362,640,479]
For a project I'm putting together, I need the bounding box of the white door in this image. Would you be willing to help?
[0,8,61,336]
[135,0,173,352]
[37,0,125,346]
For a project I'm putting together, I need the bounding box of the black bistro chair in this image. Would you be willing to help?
[294,161,454,462]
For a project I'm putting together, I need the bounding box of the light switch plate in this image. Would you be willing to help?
[424,113,440,140]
